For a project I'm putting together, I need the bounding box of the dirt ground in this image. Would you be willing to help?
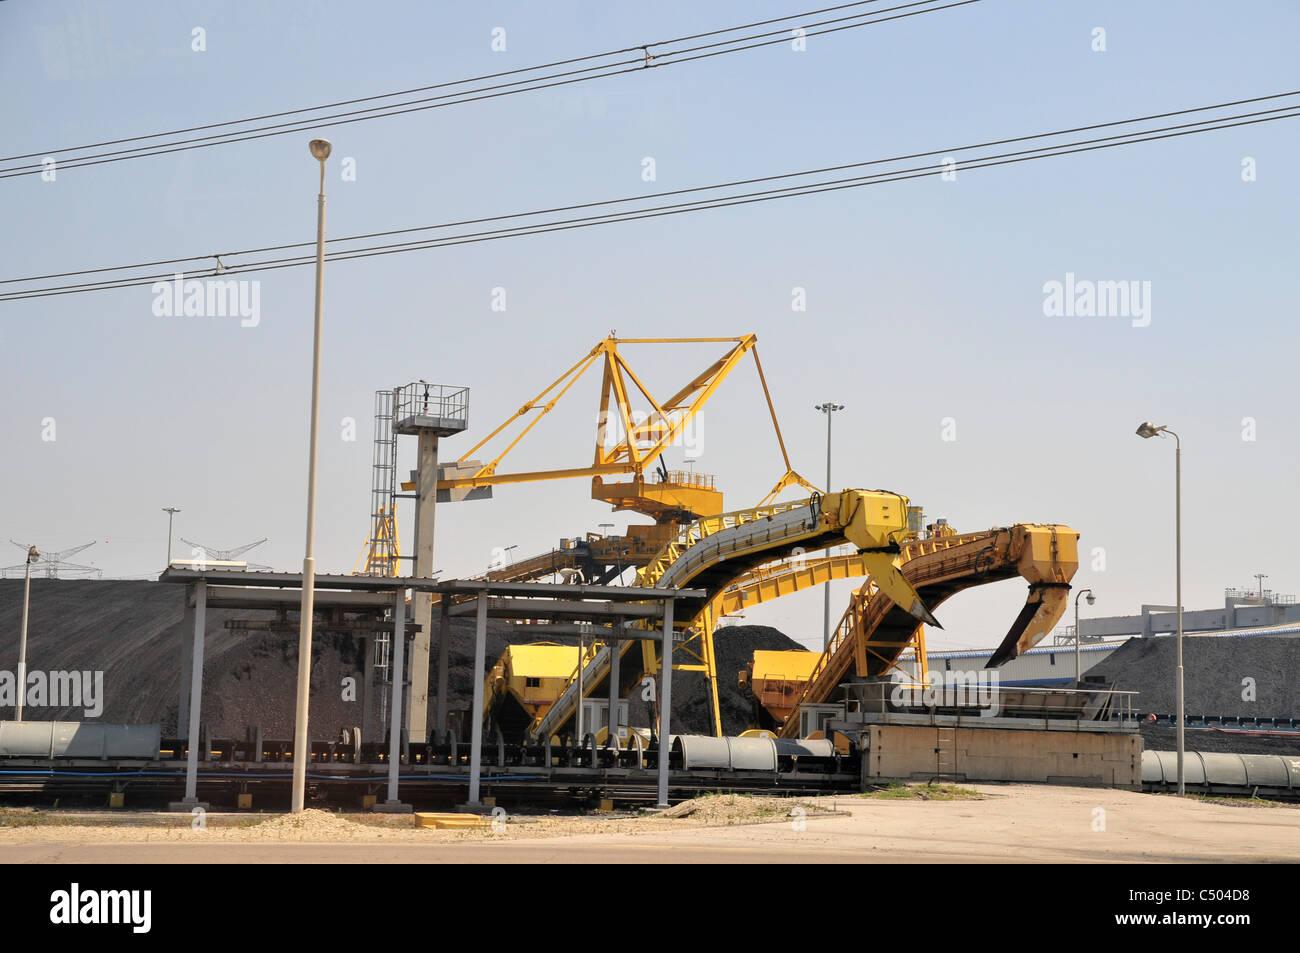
[2,785,1297,862]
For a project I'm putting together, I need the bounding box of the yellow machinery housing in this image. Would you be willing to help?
[737,649,823,727]
[483,643,584,740]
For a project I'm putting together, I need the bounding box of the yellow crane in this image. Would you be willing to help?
[426,334,817,526]
[427,334,820,735]
[363,335,815,579]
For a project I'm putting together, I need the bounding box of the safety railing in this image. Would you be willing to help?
[394,382,469,426]
[663,470,716,489]
[839,679,1141,725]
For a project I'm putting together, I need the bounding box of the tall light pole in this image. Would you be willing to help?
[1136,421,1184,795]
[291,137,332,814]
[16,545,39,721]
[1073,588,1095,686]
[815,402,844,648]
[161,507,180,566]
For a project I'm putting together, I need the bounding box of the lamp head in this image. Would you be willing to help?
[309,138,332,161]
[1086,592,1096,606]
[1135,421,1162,439]
[27,546,39,563]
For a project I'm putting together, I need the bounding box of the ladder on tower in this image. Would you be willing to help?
[356,389,402,576]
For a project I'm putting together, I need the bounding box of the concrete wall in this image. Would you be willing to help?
[860,723,1142,789]
[1082,601,1300,638]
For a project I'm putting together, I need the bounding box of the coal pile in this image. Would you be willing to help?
[666,624,805,736]
[0,581,805,742]
[1088,634,1300,716]
[0,580,371,738]
[1086,633,1300,756]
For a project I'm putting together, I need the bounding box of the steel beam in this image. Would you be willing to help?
[177,580,207,810]
[657,599,675,808]
[177,584,195,737]
[205,587,393,609]
[467,594,489,806]
[449,598,661,620]
[608,629,622,746]
[383,590,407,808]
[158,566,702,602]
[499,623,664,641]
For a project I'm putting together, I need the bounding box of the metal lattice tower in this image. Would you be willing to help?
[1,540,102,579]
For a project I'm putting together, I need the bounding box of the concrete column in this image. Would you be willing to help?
[409,431,439,742]
[657,599,675,808]
[435,598,451,743]
[177,584,195,737]
[466,594,488,807]
[376,589,411,812]
[171,580,208,811]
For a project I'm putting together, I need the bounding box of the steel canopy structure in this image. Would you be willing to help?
[156,567,703,808]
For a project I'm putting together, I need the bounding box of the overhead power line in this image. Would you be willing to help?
[8,90,1294,289]
[2,92,1296,302]
[0,0,978,179]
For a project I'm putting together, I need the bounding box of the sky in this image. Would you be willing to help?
[1,0,1297,652]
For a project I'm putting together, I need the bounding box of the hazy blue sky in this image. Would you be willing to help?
[2,0,1297,651]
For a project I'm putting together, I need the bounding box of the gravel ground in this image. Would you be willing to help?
[2,786,1297,863]
[0,794,835,845]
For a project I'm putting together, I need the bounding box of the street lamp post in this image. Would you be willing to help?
[162,506,180,567]
[815,402,844,648]
[291,137,332,814]
[1136,421,1184,795]
[16,546,39,721]
[1073,588,1095,686]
